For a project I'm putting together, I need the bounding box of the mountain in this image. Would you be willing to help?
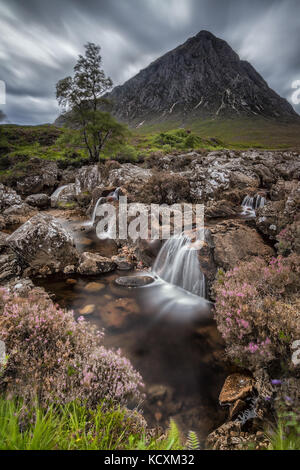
[106,30,298,127]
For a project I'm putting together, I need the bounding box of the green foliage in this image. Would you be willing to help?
[0,397,143,450]
[108,144,139,163]
[185,431,200,450]
[0,397,184,451]
[56,43,127,162]
[267,411,300,450]
[151,129,210,151]
[127,419,184,451]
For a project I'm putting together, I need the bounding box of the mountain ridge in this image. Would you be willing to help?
[104,30,298,127]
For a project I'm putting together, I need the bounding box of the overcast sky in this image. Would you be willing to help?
[0,0,299,124]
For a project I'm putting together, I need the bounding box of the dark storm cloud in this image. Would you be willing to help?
[0,0,299,124]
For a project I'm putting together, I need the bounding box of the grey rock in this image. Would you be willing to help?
[7,213,79,275]
[25,193,50,209]
[78,252,116,275]
[115,275,154,287]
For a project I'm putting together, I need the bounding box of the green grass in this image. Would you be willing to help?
[2,116,299,182]
[135,116,300,150]
[0,396,185,451]
[267,412,300,450]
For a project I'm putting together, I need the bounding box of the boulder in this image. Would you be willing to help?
[211,221,274,270]
[106,163,152,188]
[78,252,116,275]
[75,165,101,193]
[205,200,239,218]
[3,203,37,228]
[50,183,77,208]
[0,183,22,211]
[115,275,154,287]
[25,193,50,209]
[7,213,79,275]
[219,373,254,404]
[16,160,58,196]
[0,232,22,282]
[256,180,300,240]
[111,256,134,271]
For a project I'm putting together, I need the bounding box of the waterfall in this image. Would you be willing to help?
[87,187,122,226]
[152,233,206,297]
[241,194,266,216]
[90,197,106,226]
[50,185,69,207]
[51,185,68,200]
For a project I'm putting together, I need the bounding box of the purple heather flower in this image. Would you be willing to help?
[271,379,282,385]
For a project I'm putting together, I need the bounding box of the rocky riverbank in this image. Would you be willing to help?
[0,148,299,448]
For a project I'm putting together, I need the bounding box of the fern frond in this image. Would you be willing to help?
[185,430,200,450]
[165,419,181,450]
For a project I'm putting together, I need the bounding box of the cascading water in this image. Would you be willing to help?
[85,187,122,227]
[50,185,69,207]
[152,233,206,298]
[241,194,266,217]
[90,197,106,226]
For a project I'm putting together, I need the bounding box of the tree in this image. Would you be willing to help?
[56,43,127,162]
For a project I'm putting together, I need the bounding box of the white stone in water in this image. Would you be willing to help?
[152,233,206,298]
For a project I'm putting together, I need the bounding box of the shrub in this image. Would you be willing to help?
[0,288,143,407]
[111,145,138,163]
[214,255,300,370]
[136,171,190,204]
[276,220,300,256]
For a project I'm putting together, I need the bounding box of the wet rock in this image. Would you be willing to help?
[3,203,38,229]
[66,278,77,285]
[111,256,133,271]
[7,213,79,275]
[75,191,92,207]
[256,180,300,240]
[25,193,51,209]
[78,252,116,275]
[63,265,77,274]
[134,239,162,267]
[211,221,274,270]
[205,200,239,219]
[107,163,152,188]
[253,163,274,186]
[229,399,247,420]
[101,297,139,328]
[0,216,5,231]
[0,183,22,211]
[0,232,22,282]
[75,165,101,193]
[16,160,58,196]
[219,373,254,404]
[5,278,35,296]
[197,230,217,288]
[84,282,105,293]
[115,275,154,287]
[50,183,77,208]
[206,420,269,450]
[79,304,96,315]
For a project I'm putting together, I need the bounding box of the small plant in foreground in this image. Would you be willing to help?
[267,410,300,450]
[0,397,186,450]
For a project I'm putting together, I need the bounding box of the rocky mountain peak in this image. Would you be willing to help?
[106,31,298,127]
